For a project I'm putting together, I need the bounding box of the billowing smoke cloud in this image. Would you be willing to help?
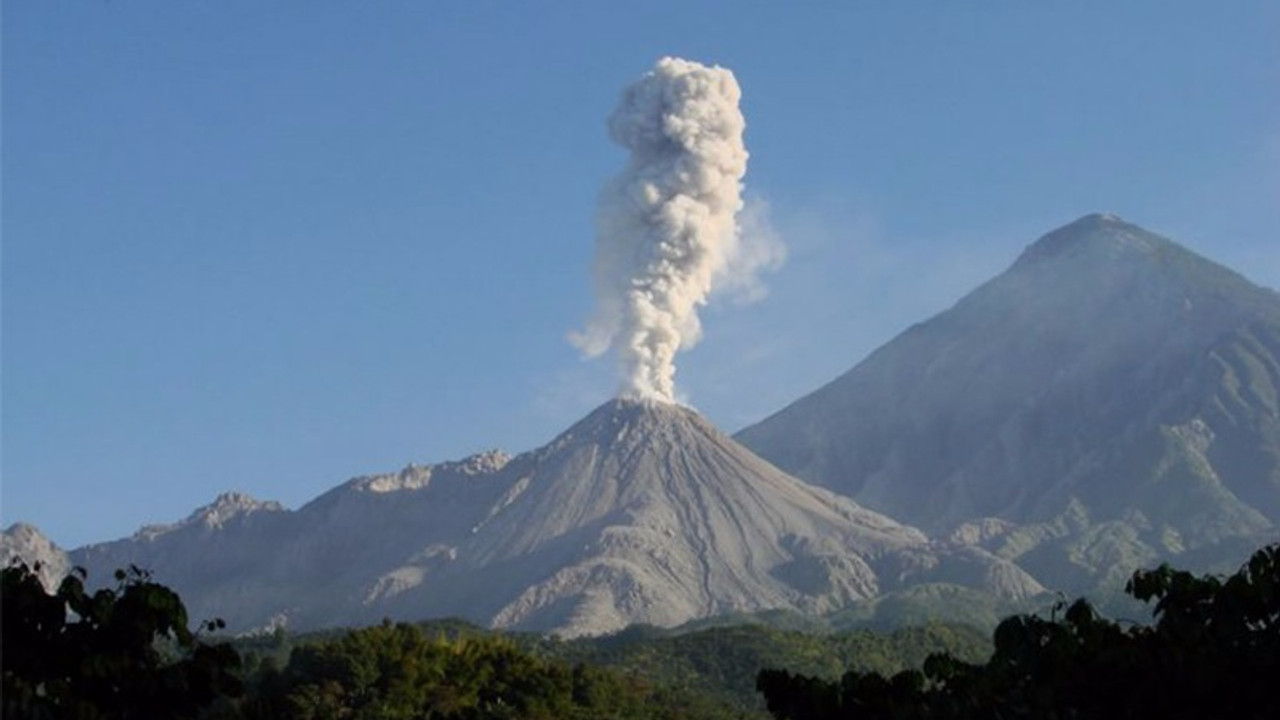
[571,57,782,403]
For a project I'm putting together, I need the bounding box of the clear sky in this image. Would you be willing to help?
[4,2,1277,548]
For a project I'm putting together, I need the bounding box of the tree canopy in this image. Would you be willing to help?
[2,562,242,720]
[757,543,1280,720]
[239,619,740,720]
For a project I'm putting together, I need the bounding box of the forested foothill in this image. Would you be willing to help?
[5,543,1277,719]
[223,612,989,718]
[758,543,1280,720]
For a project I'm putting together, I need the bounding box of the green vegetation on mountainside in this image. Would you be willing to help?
[539,620,990,711]
[758,543,1280,720]
[230,611,992,715]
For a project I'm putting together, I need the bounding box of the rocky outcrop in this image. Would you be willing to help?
[2,522,71,590]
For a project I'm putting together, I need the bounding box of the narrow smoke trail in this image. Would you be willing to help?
[572,57,778,403]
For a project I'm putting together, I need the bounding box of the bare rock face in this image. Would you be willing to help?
[737,214,1280,592]
[1,523,70,590]
[32,400,1040,637]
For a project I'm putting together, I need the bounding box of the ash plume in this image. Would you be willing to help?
[572,57,780,403]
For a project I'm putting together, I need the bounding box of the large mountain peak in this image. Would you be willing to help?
[426,396,1038,635]
[738,216,1280,592]
[1013,213,1163,265]
[459,396,927,567]
[1004,214,1265,308]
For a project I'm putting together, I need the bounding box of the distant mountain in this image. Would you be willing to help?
[738,214,1280,592]
[20,400,1039,637]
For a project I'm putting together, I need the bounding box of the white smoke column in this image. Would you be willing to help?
[572,57,772,403]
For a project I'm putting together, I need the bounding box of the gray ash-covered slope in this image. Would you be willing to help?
[382,399,1039,636]
[737,214,1280,591]
[67,451,516,634]
[41,400,1041,637]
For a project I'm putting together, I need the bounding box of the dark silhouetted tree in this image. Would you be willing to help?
[2,562,242,720]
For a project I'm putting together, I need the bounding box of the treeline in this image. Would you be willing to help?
[1,561,988,719]
[757,543,1280,720]
[540,621,989,710]
[1,562,740,720]
[224,612,989,717]
[5,543,1277,719]
[235,621,732,720]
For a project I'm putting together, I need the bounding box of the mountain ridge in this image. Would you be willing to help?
[7,399,1041,637]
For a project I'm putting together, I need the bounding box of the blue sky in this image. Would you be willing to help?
[4,2,1277,548]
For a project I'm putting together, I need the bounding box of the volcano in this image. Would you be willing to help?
[27,399,1041,637]
[737,214,1280,592]
[386,399,1040,635]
